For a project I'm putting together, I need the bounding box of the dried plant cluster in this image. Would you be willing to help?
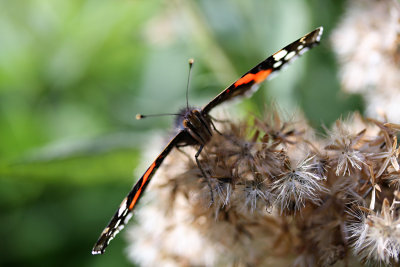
[127,111,400,266]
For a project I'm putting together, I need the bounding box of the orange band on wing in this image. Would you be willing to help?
[143,162,156,184]
[129,188,142,210]
[129,162,157,210]
[234,69,272,87]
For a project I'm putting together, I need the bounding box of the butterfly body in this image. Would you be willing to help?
[177,107,213,145]
[92,27,323,255]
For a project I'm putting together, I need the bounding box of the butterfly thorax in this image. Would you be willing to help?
[175,107,213,146]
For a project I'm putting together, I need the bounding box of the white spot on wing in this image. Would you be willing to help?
[118,197,128,217]
[297,44,304,50]
[110,229,120,241]
[316,27,323,41]
[273,49,288,61]
[284,51,297,61]
[273,61,283,68]
[122,209,128,217]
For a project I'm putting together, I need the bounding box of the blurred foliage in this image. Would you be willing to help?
[0,0,362,266]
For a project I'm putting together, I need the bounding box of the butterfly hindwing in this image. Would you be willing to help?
[202,27,323,114]
[92,131,185,255]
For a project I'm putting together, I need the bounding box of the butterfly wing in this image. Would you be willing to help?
[202,27,323,114]
[92,131,186,255]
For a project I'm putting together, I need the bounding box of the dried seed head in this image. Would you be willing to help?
[271,156,327,213]
[345,198,400,265]
[325,119,367,176]
[127,109,400,266]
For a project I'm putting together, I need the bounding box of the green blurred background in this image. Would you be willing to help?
[0,0,362,266]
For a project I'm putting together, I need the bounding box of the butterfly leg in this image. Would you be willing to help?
[210,119,223,136]
[195,144,214,205]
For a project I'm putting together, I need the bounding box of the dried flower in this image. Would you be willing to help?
[243,175,274,212]
[346,198,400,265]
[325,120,367,176]
[369,119,400,178]
[271,156,326,213]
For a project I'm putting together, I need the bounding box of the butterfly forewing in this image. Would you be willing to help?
[92,131,185,255]
[202,27,323,114]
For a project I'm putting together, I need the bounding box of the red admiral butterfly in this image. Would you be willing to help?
[92,27,323,255]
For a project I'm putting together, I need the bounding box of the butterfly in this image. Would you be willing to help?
[92,26,323,255]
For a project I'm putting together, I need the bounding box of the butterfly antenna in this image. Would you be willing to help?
[136,113,180,120]
[186,58,194,110]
